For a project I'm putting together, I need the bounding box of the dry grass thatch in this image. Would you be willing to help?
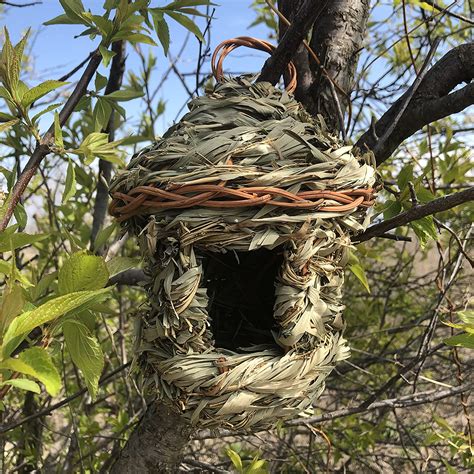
[109,77,377,430]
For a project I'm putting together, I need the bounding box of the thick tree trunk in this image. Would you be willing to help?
[110,402,194,473]
[279,0,370,132]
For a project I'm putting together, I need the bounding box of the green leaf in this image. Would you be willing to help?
[73,132,124,165]
[163,0,212,8]
[93,222,116,251]
[99,45,116,67]
[95,72,108,91]
[54,111,64,148]
[150,10,170,55]
[458,310,474,325]
[13,203,27,228]
[104,89,144,101]
[350,263,370,293]
[0,347,61,396]
[62,159,76,203]
[31,102,62,125]
[397,164,413,191]
[0,282,25,336]
[383,199,402,220]
[93,97,112,131]
[0,231,48,253]
[106,256,141,278]
[21,80,68,107]
[2,288,110,358]
[226,448,243,473]
[58,252,109,294]
[115,32,157,46]
[0,378,40,394]
[165,11,204,42]
[411,215,437,248]
[63,320,104,399]
[0,118,19,132]
[44,14,83,26]
[444,333,474,349]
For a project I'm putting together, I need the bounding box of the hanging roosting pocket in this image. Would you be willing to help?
[109,37,377,430]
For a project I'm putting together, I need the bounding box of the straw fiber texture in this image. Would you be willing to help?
[109,77,376,430]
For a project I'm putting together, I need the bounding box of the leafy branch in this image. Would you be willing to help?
[356,187,474,243]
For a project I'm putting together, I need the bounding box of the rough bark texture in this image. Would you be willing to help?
[110,402,194,473]
[279,0,370,131]
[356,43,474,165]
[258,0,325,87]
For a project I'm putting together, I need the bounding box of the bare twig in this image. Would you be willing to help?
[195,381,473,439]
[0,363,130,435]
[90,41,126,249]
[356,187,474,243]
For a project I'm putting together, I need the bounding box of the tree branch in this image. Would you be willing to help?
[0,49,102,232]
[285,381,473,427]
[355,187,474,243]
[91,41,126,249]
[257,0,325,86]
[195,381,473,438]
[356,43,474,165]
[108,268,146,286]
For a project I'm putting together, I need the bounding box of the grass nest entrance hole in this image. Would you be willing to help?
[200,247,284,352]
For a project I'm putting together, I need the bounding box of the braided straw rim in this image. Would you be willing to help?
[211,36,297,93]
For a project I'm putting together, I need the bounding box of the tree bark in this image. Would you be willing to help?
[279,0,371,131]
[356,42,474,165]
[110,402,194,473]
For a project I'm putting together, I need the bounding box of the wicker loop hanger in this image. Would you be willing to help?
[211,36,298,94]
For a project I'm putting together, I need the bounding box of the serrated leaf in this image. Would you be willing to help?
[0,378,40,393]
[63,320,104,399]
[2,288,110,358]
[58,252,109,294]
[0,347,61,396]
[21,80,68,107]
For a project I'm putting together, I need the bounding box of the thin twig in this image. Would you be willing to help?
[372,37,441,157]
[356,187,474,243]
[0,363,131,434]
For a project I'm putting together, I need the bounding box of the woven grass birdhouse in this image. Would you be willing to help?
[109,38,377,430]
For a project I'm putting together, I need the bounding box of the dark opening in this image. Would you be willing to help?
[201,247,284,352]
